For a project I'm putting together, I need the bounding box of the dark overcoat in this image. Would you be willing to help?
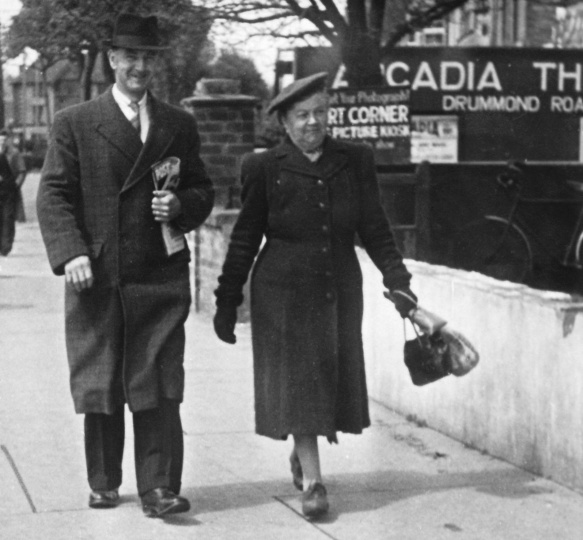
[37,88,214,414]
[216,137,411,441]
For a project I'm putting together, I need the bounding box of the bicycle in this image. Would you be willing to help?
[449,161,583,286]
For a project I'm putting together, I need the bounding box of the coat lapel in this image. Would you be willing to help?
[121,95,176,193]
[316,137,349,179]
[95,88,143,164]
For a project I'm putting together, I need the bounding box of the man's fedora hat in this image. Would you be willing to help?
[267,72,329,115]
[103,13,169,51]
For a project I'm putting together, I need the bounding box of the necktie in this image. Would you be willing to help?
[130,101,141,135]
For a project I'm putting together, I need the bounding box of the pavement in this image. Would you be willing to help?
[1,174,583,540]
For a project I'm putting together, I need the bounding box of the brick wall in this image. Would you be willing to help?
[192,210,251,322]
[182,81,257,318]
[182,87,258,208]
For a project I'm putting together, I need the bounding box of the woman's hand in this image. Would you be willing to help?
[388,288,418,318]
[213,304,238,344]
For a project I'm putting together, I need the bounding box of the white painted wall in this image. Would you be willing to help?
[360,252,583,493]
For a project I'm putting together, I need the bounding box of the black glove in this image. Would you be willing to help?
[390,288,418,318]
[213,303,238,344]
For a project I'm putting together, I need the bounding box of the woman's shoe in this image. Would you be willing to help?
[302,482,329,519]
[289,452,303,491]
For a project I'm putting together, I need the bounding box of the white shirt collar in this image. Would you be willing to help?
[112,85,149,142]
[112,84,148,111]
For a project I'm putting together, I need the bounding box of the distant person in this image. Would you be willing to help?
[3,133,27,223]
[213,72,417,519]
[0,130,18,255]
[37,13,214,518]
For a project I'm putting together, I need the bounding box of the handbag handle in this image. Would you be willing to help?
[403,317,425,348]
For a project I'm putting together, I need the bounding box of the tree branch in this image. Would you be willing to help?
[284,0,339,45]
[218,11,293,24]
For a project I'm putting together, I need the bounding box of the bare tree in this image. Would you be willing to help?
[7,0,211,108]
[198,0,473,87]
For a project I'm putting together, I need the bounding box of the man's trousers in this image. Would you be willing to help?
[84,398,183,496]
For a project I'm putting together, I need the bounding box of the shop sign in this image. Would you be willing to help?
[383,47,583,114]
[381,47,583,161]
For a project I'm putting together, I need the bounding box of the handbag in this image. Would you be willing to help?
[403,319,451,386]
[388,290,480,385]
[440,326,480,376]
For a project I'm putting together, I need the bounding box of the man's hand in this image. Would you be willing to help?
[152,190,182,222]
[64,255,94,292]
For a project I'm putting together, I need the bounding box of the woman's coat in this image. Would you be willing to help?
[216,137,411,441]
[37,89,214,414]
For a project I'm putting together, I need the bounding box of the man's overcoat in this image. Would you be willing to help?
[216,137,411,441]
[37,88,214,414]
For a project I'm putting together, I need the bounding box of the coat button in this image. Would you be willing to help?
[325,291,336,302]
[318,202,326,209]
[322,225,329,233]
[321,246,329,254]
[316,179,324,186]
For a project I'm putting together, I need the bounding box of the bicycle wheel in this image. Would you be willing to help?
[449,217,532,282]
[575,231,583,269]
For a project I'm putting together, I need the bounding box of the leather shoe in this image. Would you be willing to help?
[289,452,303,491]
[302,482,329,519]
[141,487,190,518]
[88,489,119,509]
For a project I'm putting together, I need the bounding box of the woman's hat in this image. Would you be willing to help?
[103,13,169,51]
[267,72,329,115]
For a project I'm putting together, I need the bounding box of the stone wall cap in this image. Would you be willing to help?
[182,95,259,107]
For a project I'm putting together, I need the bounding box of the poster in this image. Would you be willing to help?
[410,115,459,163]
[328,87,411,164]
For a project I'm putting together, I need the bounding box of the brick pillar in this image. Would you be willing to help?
[181,78,258,208]
[181,79,258,319]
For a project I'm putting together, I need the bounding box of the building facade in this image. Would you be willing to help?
[413,0,582,48]
[7,55,108,152]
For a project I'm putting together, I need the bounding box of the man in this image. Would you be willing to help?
[37,13,214,518]
[0,130,18,256]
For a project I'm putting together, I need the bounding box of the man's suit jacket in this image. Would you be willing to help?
[37,87,214,414]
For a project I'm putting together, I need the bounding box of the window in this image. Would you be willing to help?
[406,21,447,46]
[32,105,46,126]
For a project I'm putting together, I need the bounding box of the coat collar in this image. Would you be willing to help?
[274,136,349,179]
[95,87,177,192]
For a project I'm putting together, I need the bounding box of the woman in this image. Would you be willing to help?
[213,72,417,519]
